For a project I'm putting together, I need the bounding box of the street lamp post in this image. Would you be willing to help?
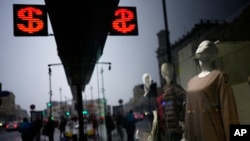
[162,0,172,63]
[48,67,52,117]
[96,63,102,138]
[93,62,111,115]
[93,61,111,139]
[48,63,62,117]
[59,87,62,115]
[90,86,94,113]
[100,67,106,115]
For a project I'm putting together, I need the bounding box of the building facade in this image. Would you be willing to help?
[156,5,250,124]
[0,91,28,122]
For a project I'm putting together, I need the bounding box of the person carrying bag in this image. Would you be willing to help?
[64,120,73,141]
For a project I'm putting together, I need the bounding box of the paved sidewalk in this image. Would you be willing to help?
[40,128,60,141]
[90,125,127,141]
[110,128,127,141]
[39,126,127,141]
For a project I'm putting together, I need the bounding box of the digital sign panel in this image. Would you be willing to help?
[13,4,48,36]
[109,7,138,36]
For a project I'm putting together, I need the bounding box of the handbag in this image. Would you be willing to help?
[65,131,73,138]
[64,121,73,138]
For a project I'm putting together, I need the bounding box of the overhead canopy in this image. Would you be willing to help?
[44,0,119,99]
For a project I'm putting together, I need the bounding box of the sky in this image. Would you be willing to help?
[0,0,249,113]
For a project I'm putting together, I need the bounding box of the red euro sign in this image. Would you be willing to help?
[112,8,135,33]
[17,7,44,34]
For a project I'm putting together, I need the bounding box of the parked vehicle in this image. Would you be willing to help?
[134,112,144,120]
[2,121,10,128]
[5,121,21,131]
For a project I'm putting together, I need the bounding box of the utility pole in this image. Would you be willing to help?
[162,0,172,63]
[100,67,106,131]
[84,92,87,111]
[59,87,62,115]
[60,87,62,104]
[90,86,94,113]
[48,63,62,117]
[93,62,111,140]
[48,67,52,117]
[96,64,102,138]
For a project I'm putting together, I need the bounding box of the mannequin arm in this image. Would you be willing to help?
[180,132,186,141]
[148,110,157,141]
[179,121,186,141]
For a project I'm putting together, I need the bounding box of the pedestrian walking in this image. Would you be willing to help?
[116,111,124,140]
[124,110,137,141]
[105,112,115,141]
[32,116,42,141]
[90,113,98,137]
[44,116,56,141]
[64,119,73,141]
[71,116,78,141]
[19,117,34,141]
[59,116,67,140]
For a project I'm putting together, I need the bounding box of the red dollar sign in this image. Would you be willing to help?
[17,7,44,34]
[112,8,135,33]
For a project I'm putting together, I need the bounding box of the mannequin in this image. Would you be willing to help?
[142,73,153,96]
[136,73,157,141]
[143,73,157,141]
[183,40,240,141]
[156,62,186,141]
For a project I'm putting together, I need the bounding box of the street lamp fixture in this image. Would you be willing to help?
[92,62,111,70]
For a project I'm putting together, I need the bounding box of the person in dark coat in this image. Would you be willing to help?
[32,117,42,141]
[59,116,67,140]
[91,114,99,136]
[19,117,34,141]
[124,110,137,141]
[105,112,115,141]
[116,111,124,139]
[45,116,56,141]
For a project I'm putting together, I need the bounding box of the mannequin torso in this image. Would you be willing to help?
[157,63,186,141]
[184,40,239,141]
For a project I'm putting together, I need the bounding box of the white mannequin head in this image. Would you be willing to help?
[142,73,152,96]
[142,73,152,90]
[161,62,174,85]
[195,40,218,62]
[195,40,219,77]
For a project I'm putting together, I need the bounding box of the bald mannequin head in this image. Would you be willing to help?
[161,63,174,85]
[195,40,219,77]
[195,40,218,62]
